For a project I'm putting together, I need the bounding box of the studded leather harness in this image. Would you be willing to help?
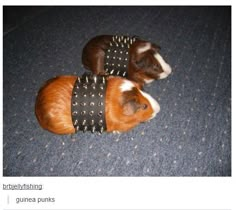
[104,35,137,77]
[71,73,107,133]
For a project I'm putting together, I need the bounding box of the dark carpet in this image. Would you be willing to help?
[3,6,231,176]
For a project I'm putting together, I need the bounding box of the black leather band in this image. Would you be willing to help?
[71,73,107,133]
[104,35,136,77]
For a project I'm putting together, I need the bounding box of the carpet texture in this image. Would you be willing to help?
[3,6,231,176]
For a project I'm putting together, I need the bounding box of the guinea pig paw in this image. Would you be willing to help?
[112,130,121,134]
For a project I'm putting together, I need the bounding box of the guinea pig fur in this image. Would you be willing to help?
[82,35,172,86]
[35,75,160,135]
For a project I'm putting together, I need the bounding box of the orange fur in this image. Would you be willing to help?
[35,76,156,134]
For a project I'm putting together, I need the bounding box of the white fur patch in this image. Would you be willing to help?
[144,78,154,84]
[119,80,135,92]
[140,90,160,119]
[154,53,172,76]
[137,43,152,54]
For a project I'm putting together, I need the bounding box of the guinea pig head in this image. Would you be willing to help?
[129,40,172,85]
[105,77,160,132]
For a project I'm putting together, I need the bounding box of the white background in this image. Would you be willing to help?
[0,0,234,210]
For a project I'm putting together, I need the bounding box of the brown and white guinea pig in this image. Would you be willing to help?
[35,74,160,135]
[82,35,172,87]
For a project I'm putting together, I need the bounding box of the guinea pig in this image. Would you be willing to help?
[82,35,172,87]
[35,73,160,135]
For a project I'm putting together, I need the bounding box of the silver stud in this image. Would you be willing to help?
[76,125,80,132]
[85,76,89,83]
[123,72,126,77]
[117,71,120,75]
[113,56,116,59]
[90,102,95,106]
[107,55,110,58]
[98,111,103,117]
[99,84,104,90]
[118,64,121,67]
[83,126,88,133]
[91,83,96,89]
[82,119,86,125]
[115,35,118,39]
[91,126,96,133]
[80,102,86,106]
[74,119,78,126]
[89,111,94,116]
[76,85,79,89]
[127,44,130,48]
[110,69,114,74]
[114,50,117,53]
[112,36,115,41]
[121,44,124,48]
[102,77,105,84]
[81,111,86,115]
[83,84,87,89]
[118,37,121,42]
[73,92,78,97]
[124,38,127,43]
[98,102,104,106]
[72,101,78,106]
[109,42,112,47]
[99,119,103,126]
[99,93,103,98]
[72,111,78,116]
[83,93,87,97]
[108,49,111,52]
[77,77,81,83]
[124,64,127,68]
[125,58,128,61]
[120,51,123,54]
[90,120,94,125]
[130,39,133,44]
[112,63,114,66]
[90,92,95,97]
[119,57,122,60]
[127,37,130,41]
[126,51,128,55]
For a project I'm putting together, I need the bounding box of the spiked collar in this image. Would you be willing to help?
[71,73,107,134]
[104,35,137,77]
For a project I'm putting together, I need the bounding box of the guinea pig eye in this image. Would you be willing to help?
[141,104,148,110]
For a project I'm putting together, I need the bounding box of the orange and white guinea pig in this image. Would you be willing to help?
[35,74,160,135]
[82,35,172,86]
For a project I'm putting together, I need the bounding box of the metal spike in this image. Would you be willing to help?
[90,120,95,125]
[118,37,121,42]
[91,126,96,133]
[109,42,113,47]
[124,38,127,43]
[83,126,88,133]
[123,72,127,77]
[112,36,115,41]
[76,125,80,132]
[127,37,130,41]
[127,44,130,48]
[93,75,97,83]
[116,43,119,47]
[130,39,133,44]
[110,69,114,74]
[126,51,129,55]
[77,77,81,83]
[74,119,78,126]
[85,76,89,83]
[102,77,105,84]
[82,119,86,125]
[121,43,124,48]
[115,35,118,39]
[117,71,120,75]
[76,85,79,89]
[98,93,103,98]
[89,111,94,116]
[121,36,124,40]
[124,64,127,68]
[99,126,104,134]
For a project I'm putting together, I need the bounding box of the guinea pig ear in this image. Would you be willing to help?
[151,43,161,52]
[121,88,147,116]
